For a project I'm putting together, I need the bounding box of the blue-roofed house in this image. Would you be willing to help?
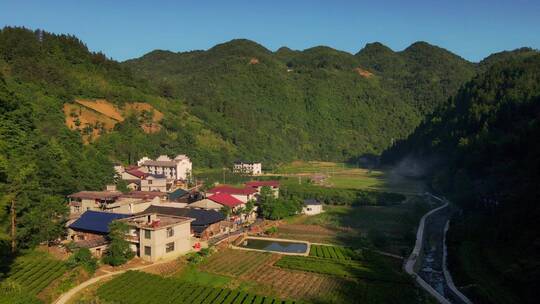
[68,210,130,257]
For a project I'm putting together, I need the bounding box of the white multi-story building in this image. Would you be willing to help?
[137,155,192,181]
[233,161,262,175]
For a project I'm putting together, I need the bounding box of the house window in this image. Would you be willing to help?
[148,180,153,185]
[144,230,151,239]
[74,206,80,213]
[166,242,175,253]
[144,246,151,256]
[307,208,312,211]
[167,227,174,237]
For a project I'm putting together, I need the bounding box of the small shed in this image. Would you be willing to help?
[302,198,323,215]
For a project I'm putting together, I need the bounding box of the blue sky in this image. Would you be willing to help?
[1,0,538,62]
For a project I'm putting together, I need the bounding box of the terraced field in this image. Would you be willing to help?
[97,270,298,304]
[0,252,67,304]
[3,256,67,294]
[309,244,362,260]
[199,249,346,300]
[199,250,275,277]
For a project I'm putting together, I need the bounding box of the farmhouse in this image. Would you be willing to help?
[140,174,167,192]
[233,161,262,175]
[119,213,194,262]
[68,210,130,257]
[140,205,229,241]
[68,191,123,217]
[245,180,280,197]
[137,154,192,181]
[302,198,324,215]
[206,185,257,203]
[67,189,168,218]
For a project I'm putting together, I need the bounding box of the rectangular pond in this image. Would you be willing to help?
[238,238,308,254]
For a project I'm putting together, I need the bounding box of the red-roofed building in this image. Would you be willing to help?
[208,193,244,208]
[206,185,256,203]
[207,193,257,222]
[124,169,149,179]
[245,180,280,198]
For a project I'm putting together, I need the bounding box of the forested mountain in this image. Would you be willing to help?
[0,26,534,254]
[382,52,540,303]
[124,39,476,162]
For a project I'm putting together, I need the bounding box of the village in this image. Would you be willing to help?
[66,154,323,262]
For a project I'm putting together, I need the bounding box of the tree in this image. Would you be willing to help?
[67,247,98,275]
[219,206,232,218]
[103,221,134,266]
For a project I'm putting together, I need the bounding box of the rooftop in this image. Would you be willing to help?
[208,185,257,195]
[125,169,148,179]
[122,213,193,230]
[140,205,225,226]
[68,191,122,201]
[188,199,223,210]
[120,191,167,200]
[207,193,244,208]
[304,198,322,206]
[140,160,177,167]
[69,210,131,234]
[168,188,189,201]
[73,236,108,249]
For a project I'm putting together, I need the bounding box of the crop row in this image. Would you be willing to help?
[309,245,362,260]
[6,257,67,295]
[97,270,299,304]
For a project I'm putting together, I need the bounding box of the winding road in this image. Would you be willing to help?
[404,194,473,304]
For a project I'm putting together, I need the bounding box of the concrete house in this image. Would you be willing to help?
[233,161,262,175]
[137,155,192,181]
[119,213,194,262]
[140,174,167,192]
[206,185,257,203]
[302,199,324,215]
[67,190,168,218]
[68,191,123,217]
[140,205,229,241]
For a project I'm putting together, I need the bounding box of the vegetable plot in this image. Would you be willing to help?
[98,270,299,304]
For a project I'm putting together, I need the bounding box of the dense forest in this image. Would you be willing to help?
[124,39,477,162]
[382,52,540,303]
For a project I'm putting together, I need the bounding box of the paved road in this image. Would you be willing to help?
[405,195,473,304]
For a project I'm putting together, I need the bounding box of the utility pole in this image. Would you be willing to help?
[10,199,16,253]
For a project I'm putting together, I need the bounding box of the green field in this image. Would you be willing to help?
[274,161,424,194]
[284,198,432,255]
[175,265,232,288]
[97,270,298,304]
[0,251,67,304]
[274,248,426,303]
[309,245,362,260]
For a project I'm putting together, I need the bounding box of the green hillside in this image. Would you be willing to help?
[124,39,477,163]
[382,52,540,304]
[0,27,234,251]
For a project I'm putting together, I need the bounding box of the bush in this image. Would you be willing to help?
[67,248,98,275]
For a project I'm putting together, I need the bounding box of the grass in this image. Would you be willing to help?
[283,197,432,254]
[274,161,425,195]
[176,265,232,288]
